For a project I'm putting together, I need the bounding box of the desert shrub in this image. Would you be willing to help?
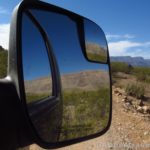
[111,62,133,75]
[125,83,145,99]
[111,62,150,83]
[0,47,8,78]
[132,67,150,83]
[59,88,110,141]
[26,93,50,103]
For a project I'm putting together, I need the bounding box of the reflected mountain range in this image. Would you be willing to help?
[25,70,109,94]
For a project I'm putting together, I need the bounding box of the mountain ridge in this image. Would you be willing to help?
[110,56,150,67]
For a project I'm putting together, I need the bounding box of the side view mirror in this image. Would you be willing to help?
[5,0,112,149]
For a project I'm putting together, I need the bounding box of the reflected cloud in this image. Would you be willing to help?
[106,34,135,41]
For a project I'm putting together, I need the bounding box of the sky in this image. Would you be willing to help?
[22,10,108,80]
[0,0,150,58]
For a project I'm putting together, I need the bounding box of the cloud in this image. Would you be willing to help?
[0,7,8,14]
[0,24,10,49]
[124,34,135,39]
[108,40,150,58]
[106,33,150,58]
[106,34,135,41]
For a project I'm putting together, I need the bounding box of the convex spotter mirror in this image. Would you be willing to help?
[14,0,112,149]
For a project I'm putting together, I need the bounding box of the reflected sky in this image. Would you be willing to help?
[22,9,109,80]
[84,19,107,50]
[22,13,52,80]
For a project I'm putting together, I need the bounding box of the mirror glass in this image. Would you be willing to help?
[22,14,52,103]
[84,19,108,63]
[22,12,62,142]
[21,8,110,143]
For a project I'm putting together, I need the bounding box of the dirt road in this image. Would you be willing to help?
[29,87,150,150]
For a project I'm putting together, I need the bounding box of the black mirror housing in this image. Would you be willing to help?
[8,0,112,149]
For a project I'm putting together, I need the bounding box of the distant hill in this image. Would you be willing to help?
[110,56,150,67]
[0,46,8,78]
[25,70,109,94]
[86,42,107,55]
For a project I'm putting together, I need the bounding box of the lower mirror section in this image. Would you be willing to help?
[25,70,110,143]
[25,69,110,143]
[59,69,110,141]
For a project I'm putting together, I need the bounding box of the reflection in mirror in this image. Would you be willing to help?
[22,14,52,103]
[22,12,62,143]
[60,69,110,141]
[84,19,108,63]
[22,9,110,143]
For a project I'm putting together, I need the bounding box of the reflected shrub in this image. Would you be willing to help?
[59,88,110,141]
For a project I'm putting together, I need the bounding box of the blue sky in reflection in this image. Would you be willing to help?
[22,10,108,80]
[22,14,52,80]
[84,19,107,49]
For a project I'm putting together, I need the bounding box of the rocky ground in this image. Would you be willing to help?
[24,86,150,150]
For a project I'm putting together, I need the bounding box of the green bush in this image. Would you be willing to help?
[26,93,50,103]
[132,67,150,83]
[125,83,145,99]
[111,62,133,75]
[111,62,150,84]
[59,88,110,141]
[0,46,8,78]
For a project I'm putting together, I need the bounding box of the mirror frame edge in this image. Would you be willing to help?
[7,1,37,149]
[13,0,112,149]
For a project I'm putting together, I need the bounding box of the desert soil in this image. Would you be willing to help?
[23,86,150,150]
